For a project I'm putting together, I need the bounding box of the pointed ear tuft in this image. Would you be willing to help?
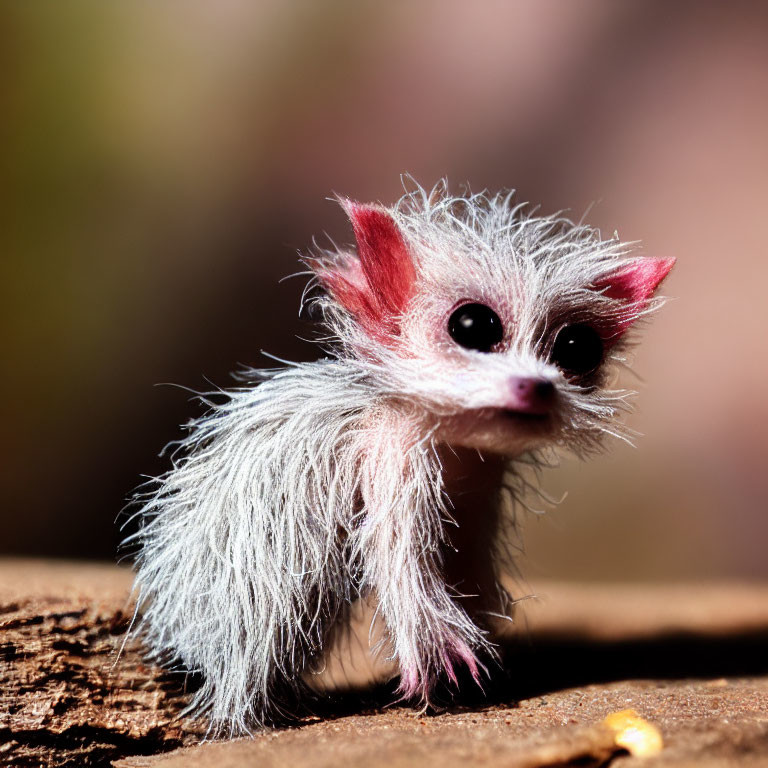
[593,257,675,340]
[319,200,416,342]
[595,257,675,304]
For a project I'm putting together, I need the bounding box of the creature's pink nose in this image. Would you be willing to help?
[508,377,556,414]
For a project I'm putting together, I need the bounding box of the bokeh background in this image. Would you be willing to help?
[3,0,767,581]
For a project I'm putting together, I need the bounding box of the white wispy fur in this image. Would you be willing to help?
[127,180,670,735]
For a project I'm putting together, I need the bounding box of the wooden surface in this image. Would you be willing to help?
[0,560,204,766]
[2,559,768,767]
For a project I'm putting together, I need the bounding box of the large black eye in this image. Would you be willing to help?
[550,324,604,376]
[448,303,503,352]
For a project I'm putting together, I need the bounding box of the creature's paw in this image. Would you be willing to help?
[396,638,483,702]
[441,638,482,687]
[397,664,424,701]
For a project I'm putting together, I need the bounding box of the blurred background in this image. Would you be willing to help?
[2,0,767,581]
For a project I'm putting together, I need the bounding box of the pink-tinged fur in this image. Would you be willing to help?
[128,180,674,734]
[397,666,422,700]
[399,640,481,699]
[443,640,483,688]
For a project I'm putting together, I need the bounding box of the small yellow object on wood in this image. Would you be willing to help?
[601,709,664,757]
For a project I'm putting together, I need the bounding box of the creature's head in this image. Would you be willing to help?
[309,182,674,456]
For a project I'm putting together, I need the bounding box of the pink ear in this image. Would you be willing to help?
[321,200,416,342]
[593,257,675,340]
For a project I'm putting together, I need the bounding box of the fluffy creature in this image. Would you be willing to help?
[127,180,674,734]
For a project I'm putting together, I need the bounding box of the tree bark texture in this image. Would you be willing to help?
[0,560,203,767]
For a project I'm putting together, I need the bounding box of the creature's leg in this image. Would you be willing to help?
[354,411,493,702]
